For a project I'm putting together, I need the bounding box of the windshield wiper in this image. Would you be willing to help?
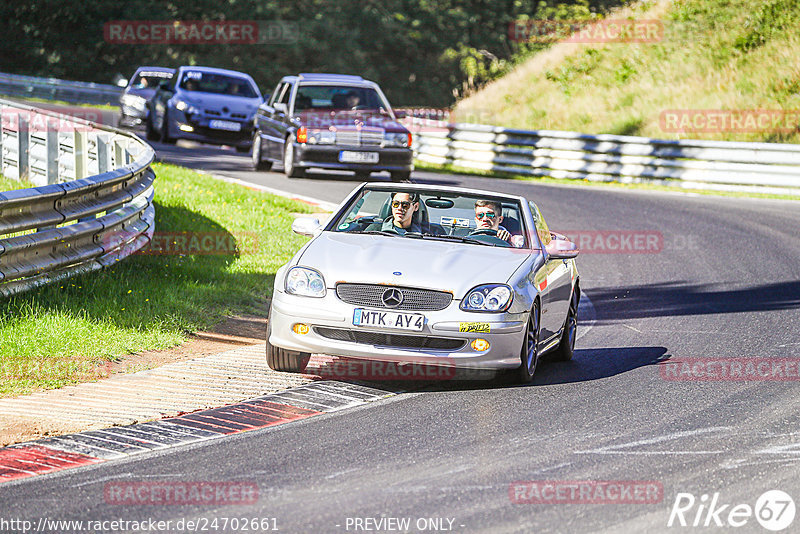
[354,230,398,237]
[420,233,495,246]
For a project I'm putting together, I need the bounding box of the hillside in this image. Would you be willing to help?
[453,0,800,143]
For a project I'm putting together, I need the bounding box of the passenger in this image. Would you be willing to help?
[472,200,510,242]
[366,192,421,235]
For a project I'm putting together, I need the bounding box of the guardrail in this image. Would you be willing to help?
[410,121,800,194]
[0,98,155,297]
[0,71,122,106]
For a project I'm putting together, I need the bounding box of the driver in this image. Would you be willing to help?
[345,90,360,109]
[471,200,510,242]
[365,192,421,235]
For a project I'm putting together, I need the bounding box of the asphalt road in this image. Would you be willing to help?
[3,135,800,533]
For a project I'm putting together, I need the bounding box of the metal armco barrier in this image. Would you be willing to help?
[0,71,122,106]
[409,121,800,193]
[0,98,155,297]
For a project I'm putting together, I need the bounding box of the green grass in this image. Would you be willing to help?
[0,162,314,397]
[0,174,35,191]
[413,160,800,201]
[454,0,800,143]
[0,94,117,111]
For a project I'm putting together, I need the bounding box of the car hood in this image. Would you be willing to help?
[296,232,530,298]
[298,111,408,132]
[126,88,157,100]
[176,92,261,116]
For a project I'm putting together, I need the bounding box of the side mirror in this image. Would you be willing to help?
[394,109,407,119]
[159,80,172,91]
[545,236,579,259]
[274,102,288,114]
[292,217,322,237]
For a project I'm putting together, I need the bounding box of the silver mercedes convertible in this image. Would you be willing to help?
[266,182,580,382]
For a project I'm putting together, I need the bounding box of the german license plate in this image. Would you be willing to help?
[353,309,424,331]
[209,120,241,131]
[339,151,379,163]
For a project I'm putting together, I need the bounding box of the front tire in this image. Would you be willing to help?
[553,283,580,361]
[161,110,176,145]
[518,300,541,383]
[283,140,305,178]
[145,115,160,141]
[251,132,272,171]
[266,320,311,373]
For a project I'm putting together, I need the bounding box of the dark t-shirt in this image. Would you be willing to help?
[364,217,422,235]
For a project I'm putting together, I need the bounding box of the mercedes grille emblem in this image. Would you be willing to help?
[381,288,403,308]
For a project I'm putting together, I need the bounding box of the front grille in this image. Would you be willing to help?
[205,109,221,116]
[231,112,247,119]
[336,284,452,311]
[335,129,384,147]
[315,327,465,350]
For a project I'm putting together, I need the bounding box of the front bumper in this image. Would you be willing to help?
[294,144,413,172]
[269,289,526,371]
[169,110,252,147]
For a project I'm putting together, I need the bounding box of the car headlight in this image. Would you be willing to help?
[285,267,326,297]
[174,100,200,115]
[307,130,336,144]
[384,132,411,147]
[461,284,513,312]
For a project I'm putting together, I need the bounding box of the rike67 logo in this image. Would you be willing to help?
[668,490,795,531]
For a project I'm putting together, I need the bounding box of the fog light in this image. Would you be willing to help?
[292,323,310,335]
[178,124,194,132]
[471,339,490,351]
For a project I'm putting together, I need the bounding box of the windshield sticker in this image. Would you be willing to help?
[185,71,203,79]
[441,216,471,228]
[459,322,491,333]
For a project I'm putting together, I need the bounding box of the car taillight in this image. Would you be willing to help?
[407,133,413,147]
[297,127,307,143]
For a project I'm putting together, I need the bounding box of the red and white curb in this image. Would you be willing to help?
[0,381,393,484]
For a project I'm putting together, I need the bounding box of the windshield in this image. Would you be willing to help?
[330,188,529,248]
[295,85,390,113]
[130,71,172,89]
[178,71,259,98]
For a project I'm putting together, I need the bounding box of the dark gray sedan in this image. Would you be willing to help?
[252,73,414,181]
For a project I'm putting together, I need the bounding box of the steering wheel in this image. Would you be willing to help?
[470,228,498,236]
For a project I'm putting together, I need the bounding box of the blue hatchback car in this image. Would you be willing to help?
[147,66,262,152]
